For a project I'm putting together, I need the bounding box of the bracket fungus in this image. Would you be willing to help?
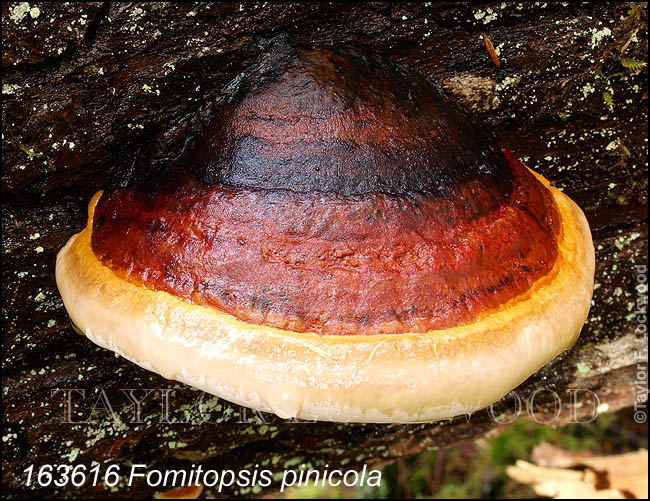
[55,39,595,423]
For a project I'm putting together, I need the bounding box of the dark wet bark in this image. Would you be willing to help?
[2,2,647,498]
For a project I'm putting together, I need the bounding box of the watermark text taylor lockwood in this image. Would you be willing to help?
[633,264,649,423]
[49,386,606,426]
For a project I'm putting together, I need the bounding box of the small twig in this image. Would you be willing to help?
[431,447,446,494]
[483,33,501,68]
[2,109,54,170]
[620,28,638,53]
[396,459,412,499]
[419,452,436,495]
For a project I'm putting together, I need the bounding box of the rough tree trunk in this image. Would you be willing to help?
[2,2,648,498]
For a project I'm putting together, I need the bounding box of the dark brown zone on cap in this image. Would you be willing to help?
[91,40,560,335]
[180,42,513,197]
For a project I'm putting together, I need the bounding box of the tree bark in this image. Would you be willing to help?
[2,2,647,498]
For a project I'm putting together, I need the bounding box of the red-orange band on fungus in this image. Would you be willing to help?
[91,152,558,335]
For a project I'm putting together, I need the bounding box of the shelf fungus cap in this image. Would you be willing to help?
[55,40,595,423]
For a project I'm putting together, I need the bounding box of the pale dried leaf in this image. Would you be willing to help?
[508,449,648,499]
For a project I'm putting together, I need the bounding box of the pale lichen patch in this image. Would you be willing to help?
[10,2,31,23]
[443,74,499,112]
[590,26,612,49]
[2,83,27,95]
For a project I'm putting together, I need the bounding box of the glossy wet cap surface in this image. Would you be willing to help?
[92,39,560,335]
